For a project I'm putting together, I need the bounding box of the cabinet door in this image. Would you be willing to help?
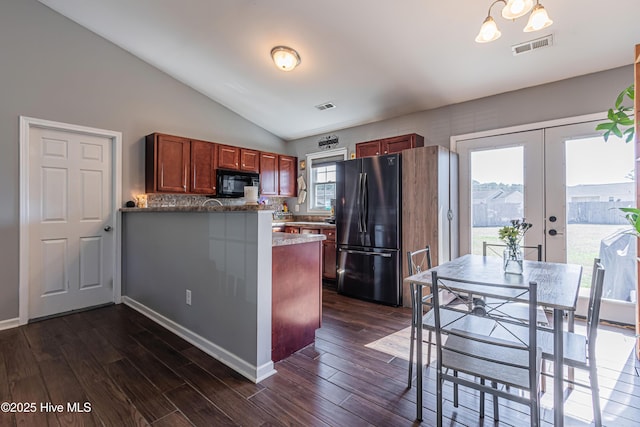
[355,140,381,158]
[240,148,260,172]
[190,140,217,194]
[322,241,337,280]
[382,135,413,155]
[218,145,239,170]
[284,226,300,234]
[155,134,190,193]
[382,133,425,155]
[260,152,278,195]
[278,155,297,196]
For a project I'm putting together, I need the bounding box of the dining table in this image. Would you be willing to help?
[404,254,583,426]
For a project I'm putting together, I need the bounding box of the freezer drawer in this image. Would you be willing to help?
[337,247,401,306]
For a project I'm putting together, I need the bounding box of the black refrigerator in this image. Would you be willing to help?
[335,153,402,306]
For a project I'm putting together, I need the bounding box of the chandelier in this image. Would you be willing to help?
[476,0,553,43]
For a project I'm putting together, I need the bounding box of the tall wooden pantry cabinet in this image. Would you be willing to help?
[401,145,458,307]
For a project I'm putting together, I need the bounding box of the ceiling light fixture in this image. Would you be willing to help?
[476,0,552,43]
[270,46,301,71]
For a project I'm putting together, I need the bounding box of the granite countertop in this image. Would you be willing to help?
[121,205,273,213]
[272,232,326,247]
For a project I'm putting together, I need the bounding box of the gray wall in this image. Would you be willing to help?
[289,66,634,215]
[0,0,286,321]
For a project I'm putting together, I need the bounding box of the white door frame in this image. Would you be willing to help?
[19,116,122,325]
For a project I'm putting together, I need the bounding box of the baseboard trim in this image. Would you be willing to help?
[0,317,20,331]
[122,297,275,383]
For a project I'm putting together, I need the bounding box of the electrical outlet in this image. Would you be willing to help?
[294,204,299,212]
[186,289,192,305]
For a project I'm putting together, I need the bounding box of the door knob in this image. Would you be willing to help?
[548,229,563,236]
[104,226,112,232]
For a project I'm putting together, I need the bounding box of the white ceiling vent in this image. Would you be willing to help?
[512,34,553,56]
[315,102,336,111]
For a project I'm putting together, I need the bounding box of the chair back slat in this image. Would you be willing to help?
[483,241,543,261]
[587,261,605,354]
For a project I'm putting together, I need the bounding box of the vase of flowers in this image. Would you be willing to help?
[498,218,532,275]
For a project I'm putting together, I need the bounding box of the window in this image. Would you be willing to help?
[306,148,347,213]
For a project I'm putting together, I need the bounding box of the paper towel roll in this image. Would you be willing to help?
[244,186,258,205]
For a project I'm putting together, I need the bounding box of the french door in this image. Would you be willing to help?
[458,120,636,324]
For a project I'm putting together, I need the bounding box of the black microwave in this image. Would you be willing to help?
[217,169,260,198]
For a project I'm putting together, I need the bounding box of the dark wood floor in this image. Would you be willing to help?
[1,287,639,426]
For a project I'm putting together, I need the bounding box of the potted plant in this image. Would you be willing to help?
[498,218,533,274]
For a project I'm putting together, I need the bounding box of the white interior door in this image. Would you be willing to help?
[27,126,115,319]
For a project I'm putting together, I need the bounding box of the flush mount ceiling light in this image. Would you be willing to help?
[270,46,301,71]
[476,0,552,43]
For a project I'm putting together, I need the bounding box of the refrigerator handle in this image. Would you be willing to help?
[363,173,368,233]
[357,172,364,232]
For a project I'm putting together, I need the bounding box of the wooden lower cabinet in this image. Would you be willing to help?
[322,228,336,280]
[284,226,300,234]
[272,242,322,362]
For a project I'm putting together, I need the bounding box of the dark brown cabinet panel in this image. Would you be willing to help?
[278,155,297,197]
[218,144,239,170]
[240,148,260,173]
[321,228,336,280]
[272,241,322,362]
[383,134,424,154]
[355,140,381,158]
[190,139,217,194]
[260,152,279,196]
[146,133,190,193]
[356,133,424,158]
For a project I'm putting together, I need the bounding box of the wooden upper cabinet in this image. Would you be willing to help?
[240,148,260,173]
[356,133,425,158]
[146,133,190,193]
[190,139,217,194]
[383,134,424,155]
[218,144,240,170]
[355,140,381,158]
[260,152,278,196]
[278,155,297,197]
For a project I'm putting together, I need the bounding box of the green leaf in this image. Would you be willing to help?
[607,108,616,121]
[611,125,623,138]
[595,123,613,131]
[615,90,626,108]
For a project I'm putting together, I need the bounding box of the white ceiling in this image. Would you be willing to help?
[39,0,640,141]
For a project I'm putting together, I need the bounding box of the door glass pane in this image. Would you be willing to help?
[565,135,636,301]
[470,147,524,255]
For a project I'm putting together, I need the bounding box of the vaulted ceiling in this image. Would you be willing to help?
[39,0,640,140]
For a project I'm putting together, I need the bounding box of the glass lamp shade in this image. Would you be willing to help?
[523,3,553,32]
[475,16,502,43]
[501,0,534,20]
[270,46,301,71]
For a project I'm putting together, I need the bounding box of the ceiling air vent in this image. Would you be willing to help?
[511,34,553,56]
[315,102,336,111]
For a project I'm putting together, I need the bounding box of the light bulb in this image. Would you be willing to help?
[475,16,502,43]
[270,46,301,71]
[502,0,534,20]
[523,3,553,32]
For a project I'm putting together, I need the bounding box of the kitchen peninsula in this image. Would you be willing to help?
[121,205,325,383]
